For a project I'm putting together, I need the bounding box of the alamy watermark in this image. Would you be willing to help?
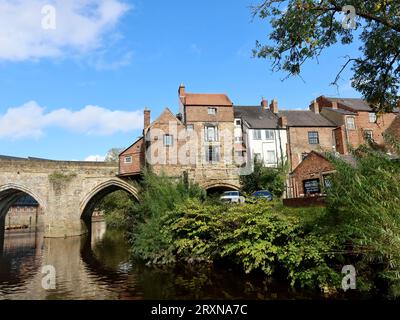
[342,5,357,30]
[41,265,56,290]
[341,265,356,292]
[41,5,57,30]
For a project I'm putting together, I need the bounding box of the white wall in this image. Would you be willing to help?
[244,126,287,168]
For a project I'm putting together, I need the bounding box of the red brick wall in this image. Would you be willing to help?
[185,106,234,123]
[288,127,334,170]
[290,152,335,197]
[119,138,145,175]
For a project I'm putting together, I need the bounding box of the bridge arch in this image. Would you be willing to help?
[0,183,45,220]
[202,182,240,195]
[80,178,139,224]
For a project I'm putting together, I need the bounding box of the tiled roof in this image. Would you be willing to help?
[278,110,337,127]
[184,93,232,106]
[323,97,399,112]
[321,107,357,115]
[234,106,279,129]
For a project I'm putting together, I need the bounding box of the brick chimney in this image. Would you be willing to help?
[270,99,278,114]
[278,115,287,128]
[144,107,151,129]
[332,101,338,110]
[178,83,186,98]
[261,97,268,110]
[309,100,320,114]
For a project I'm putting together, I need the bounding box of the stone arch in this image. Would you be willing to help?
[0,183,46,220]
[80,178,139,223]
[203,182,240,195]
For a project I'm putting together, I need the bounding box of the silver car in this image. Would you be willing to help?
[220,191,245,203]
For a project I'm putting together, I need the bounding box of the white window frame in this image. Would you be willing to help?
[163,134,173,146]
[205,125,218,142]
[235,119,241,126]
[205,145,220,163]
[265,130,275,140]
[265,150,276,164]
[369,112,377,123]
[346,116,356,130]
[124,155,132,164]
[208,107,217,115]
[253,130,262,140]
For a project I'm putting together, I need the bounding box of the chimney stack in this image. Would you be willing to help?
[144,107,151,129]
[178,83,186,98]
[270,99,278,114]
[309,100,320,114]
[332,101,338,110]
[278,115,287,128]
[261,97,268,110]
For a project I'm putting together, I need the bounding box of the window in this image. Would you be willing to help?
[235,119,241,126]
[364,130,373,141]
[186,124,194,134]
[124,156,132,164]
[205,125,218,142]
[346,117,356,130]
[308,131,319,144]
[235,136,242,142]
[265,130,274,140]
[369,112,377,123]
[303,179,321,195]
[265,150,276,164]
[253,130,262,140]
[205,146,220,163]
[163,134,173,146]
[208,107,217,115]
[323,175,333,190]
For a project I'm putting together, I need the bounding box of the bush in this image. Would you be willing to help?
[240,159,286,197]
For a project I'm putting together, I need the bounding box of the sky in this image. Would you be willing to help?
[0,0,361,161]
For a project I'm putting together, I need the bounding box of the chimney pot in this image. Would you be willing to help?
[270,99,278,114]
[179,84,186,98]
[261,97,268,110]
[310,100,320,114]
[144,108,151,129]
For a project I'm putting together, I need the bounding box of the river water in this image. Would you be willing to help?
[0,221,351,300]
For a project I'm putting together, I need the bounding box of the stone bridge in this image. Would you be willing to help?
[0,158,139,238]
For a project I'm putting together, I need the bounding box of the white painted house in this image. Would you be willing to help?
[234,99,288,168]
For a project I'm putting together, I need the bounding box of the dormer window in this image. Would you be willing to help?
[208,107,217,115]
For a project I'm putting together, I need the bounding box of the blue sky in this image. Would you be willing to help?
[0,0,360,161]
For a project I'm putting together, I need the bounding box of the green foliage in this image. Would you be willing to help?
[130,168,206,265]
[240,159,286,197]
[166,199,341,291]
[253,0,400,113]
[96,190,136,229]
[325,145,400,297]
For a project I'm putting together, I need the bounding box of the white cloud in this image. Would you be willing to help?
[0,101,143,139]
[0,0,130,61]
[84,155,106,162]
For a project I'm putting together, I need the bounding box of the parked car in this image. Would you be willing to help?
[251,190,273,201]
[220,191,245,203]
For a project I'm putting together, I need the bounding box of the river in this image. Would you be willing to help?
[0,221,357,300]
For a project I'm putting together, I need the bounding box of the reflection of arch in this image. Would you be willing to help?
[80,178,139,223]
[0,184,45,220]
[203,183,240,194]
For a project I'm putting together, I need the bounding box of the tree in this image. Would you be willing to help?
[253,0,400,113]
[105,148,123,163]
[240,159,286,197]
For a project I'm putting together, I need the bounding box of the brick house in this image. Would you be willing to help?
[317,96,399,153]
[234,99,288,168]
[288,151,336,198]
[119,84,240,192]
[278,102,337,173]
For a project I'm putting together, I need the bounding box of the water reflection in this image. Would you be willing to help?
[0,221,329,300]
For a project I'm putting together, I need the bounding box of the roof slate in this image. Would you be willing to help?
[234,106,279,129]
[278,110,337,127]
